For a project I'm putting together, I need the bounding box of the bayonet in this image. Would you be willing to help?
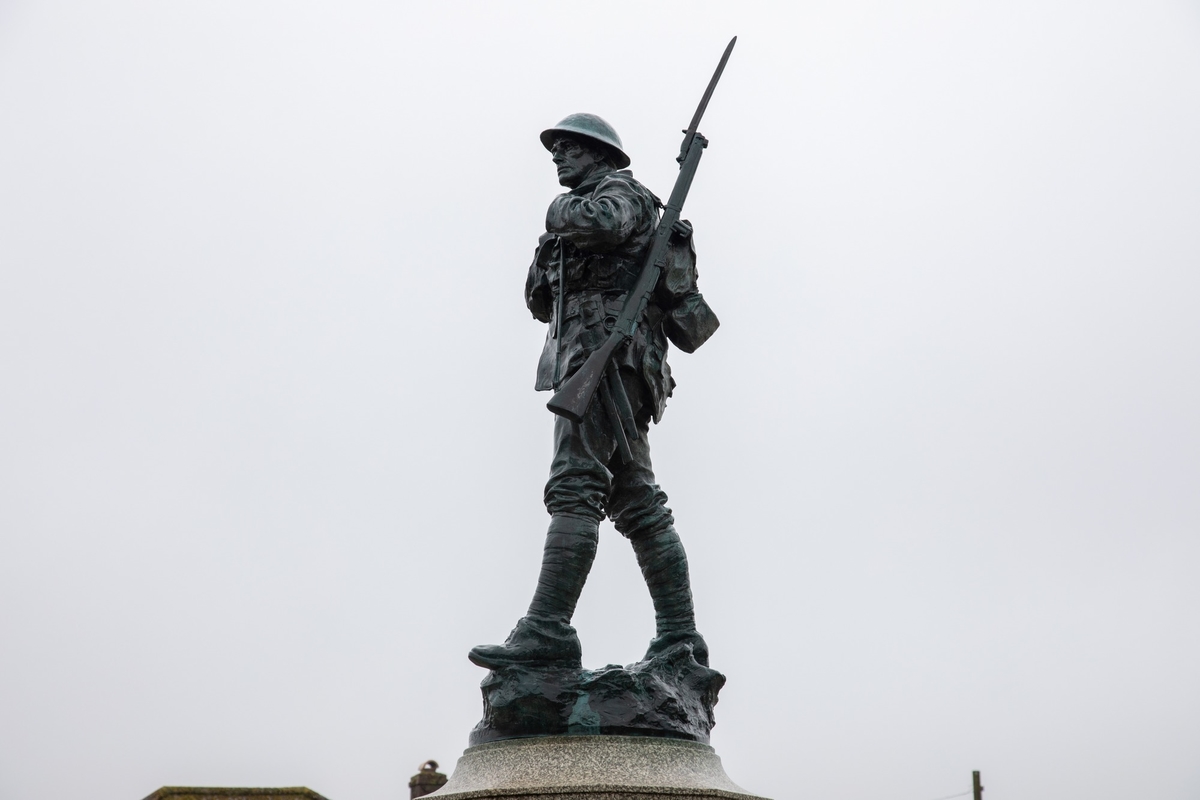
[679,36,737,164]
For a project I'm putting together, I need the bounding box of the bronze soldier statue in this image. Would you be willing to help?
[469,113,720,671]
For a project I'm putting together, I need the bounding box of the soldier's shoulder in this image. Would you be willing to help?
[597,169,646,191]
[597,170,660,206]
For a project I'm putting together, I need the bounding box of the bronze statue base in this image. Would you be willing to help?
[470,645,724,746]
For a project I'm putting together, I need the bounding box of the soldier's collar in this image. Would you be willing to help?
[569,167,621,195]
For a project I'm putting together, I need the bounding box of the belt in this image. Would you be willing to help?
[563,291,627,320]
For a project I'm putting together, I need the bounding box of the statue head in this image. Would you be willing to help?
[541,113,630,188]
[548,136,611,188]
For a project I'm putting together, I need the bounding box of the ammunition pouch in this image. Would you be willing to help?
[564,291,627,350]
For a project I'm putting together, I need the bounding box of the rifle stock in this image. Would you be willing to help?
[545,331,623,423]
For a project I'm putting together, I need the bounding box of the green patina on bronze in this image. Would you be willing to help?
[467,39,737,743]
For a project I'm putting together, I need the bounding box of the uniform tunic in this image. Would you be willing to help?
[524,167,718,537]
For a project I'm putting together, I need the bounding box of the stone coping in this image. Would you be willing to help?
[429,735,769,800]
[142,788,330,800]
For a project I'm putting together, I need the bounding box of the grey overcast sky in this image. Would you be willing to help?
[1,2,1198,799]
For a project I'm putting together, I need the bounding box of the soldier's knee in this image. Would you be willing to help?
[544,478,607,523]
[610,486,674,540]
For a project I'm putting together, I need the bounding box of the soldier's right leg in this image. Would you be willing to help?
[468,412,612,670]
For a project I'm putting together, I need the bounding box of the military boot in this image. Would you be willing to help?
[630,525,710,666]
[468,515,599,670]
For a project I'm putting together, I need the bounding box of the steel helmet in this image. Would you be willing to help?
[540,113,631,169]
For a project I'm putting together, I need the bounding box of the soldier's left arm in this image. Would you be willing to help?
[656,224,720,353]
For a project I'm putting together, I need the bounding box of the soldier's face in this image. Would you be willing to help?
[551,138,604,188]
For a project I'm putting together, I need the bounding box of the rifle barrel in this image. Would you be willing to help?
[548,38,736,422]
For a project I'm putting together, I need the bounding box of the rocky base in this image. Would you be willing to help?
[428,735,769,800]
[470,647,725,746]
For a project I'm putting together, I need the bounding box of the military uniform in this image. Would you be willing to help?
[526,167,716,534]
[469,115,717,672]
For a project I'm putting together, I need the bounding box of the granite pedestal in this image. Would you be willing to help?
[427,735,770,800]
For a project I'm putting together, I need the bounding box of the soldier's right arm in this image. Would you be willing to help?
[545,179,644,252]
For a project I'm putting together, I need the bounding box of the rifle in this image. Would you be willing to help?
[546,37,736,423]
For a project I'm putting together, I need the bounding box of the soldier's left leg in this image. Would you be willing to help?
[608,414,709,667]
